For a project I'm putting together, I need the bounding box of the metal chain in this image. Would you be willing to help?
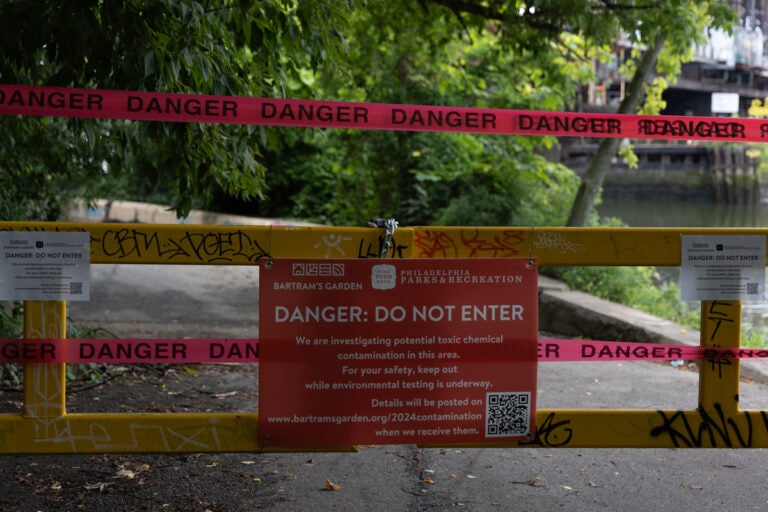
[368,218,398,258]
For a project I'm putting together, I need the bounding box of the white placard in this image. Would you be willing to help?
[0,232,90,301]
[680,235,765,301]
[711,92,740,114]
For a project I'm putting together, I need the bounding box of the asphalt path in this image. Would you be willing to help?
[65,264,768,511]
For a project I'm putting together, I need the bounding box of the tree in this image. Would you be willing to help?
[266,0,735,227]
[566,2,737,226]
[421,0,737,227]
[242,0,588,226]
[0,0,358,219]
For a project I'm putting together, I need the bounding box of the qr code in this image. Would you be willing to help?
[69,282,83,295]
[747,282,759,295]
[485,392,531,437]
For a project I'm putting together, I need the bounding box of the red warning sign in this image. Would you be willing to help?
[258,258,538,447]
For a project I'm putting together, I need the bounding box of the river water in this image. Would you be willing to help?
[598,198,768,334]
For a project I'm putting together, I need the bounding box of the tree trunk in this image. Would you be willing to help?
[565,33,667,227]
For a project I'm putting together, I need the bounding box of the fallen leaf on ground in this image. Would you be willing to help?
[324,479,341,491]
[115,469,135,479]
[84,482,112,492]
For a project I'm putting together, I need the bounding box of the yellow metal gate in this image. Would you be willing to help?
[0,222,760,452]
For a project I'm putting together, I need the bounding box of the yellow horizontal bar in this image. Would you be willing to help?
[0,412,357,454]
[0,222,403,264]
[428,408,768,449]
[0,412,259,453]
[1,407,765,453]
[3,221,767,265]
[411,226,768,265]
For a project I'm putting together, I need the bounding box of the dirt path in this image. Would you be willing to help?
[0,361,429,511]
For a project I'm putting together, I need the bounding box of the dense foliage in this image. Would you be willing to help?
[241,3,590,226]
[0,0,356,217]
[0,0,737,225]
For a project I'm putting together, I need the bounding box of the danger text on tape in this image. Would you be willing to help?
[2,337,767,364]
[4,84,768,142]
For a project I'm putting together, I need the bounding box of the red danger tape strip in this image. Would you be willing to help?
[536,338,763,362]
[2,84,767,142]
[0,338,259,364]
[0,337,764,364]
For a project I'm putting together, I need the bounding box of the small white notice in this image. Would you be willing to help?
[680,235,765,301]
[0,232,90,301]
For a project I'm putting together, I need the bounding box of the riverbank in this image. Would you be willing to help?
[564,143,762,203]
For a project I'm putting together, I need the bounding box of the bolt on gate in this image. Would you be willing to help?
[0,221,762,453]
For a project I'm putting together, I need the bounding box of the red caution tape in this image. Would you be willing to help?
[2,84,768,142]
[537,338,767,362]
[0,337,764,364]
[0,338,258,364]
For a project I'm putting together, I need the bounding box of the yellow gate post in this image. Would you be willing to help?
[23,300,67,418]
[699,300,741,414]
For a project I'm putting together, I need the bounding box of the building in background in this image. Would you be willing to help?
[565,1,768,203]
[584,0,768,117]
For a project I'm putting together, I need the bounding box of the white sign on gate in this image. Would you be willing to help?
[680,235,765,301]
[0,232,90,301]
